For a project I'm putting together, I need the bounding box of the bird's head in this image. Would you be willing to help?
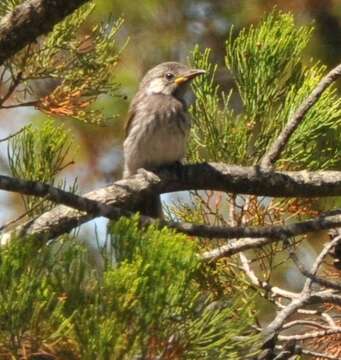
[139,62,205,100]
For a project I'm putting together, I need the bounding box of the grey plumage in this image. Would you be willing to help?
[123,62,205,217]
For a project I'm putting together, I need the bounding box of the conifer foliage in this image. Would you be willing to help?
[0,1,340,359]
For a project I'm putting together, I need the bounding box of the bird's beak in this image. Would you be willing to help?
[175,69,206,85]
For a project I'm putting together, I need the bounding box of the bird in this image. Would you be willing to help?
[123,62,205,217]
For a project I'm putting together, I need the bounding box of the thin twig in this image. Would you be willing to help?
[238,251,299,299]
[0,71,22,106]
[0,100,39,109]
[262,239,341,337]
[261,63,341,169]
[310,292,341,306]
[282,320,332,330]
[0,127,25,143]
[300,348,341,360]
[264,292,318,336]
[302,236,341,292]
[290,246,341,292]
[0,197,48,231]
[278,328,341,341]
[57,160,75,173]
[201,216,341,261]
[194,209,341,240]
[321,313,338,328]
[265,290,341,336]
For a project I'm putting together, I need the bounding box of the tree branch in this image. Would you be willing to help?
[290,241,341,292]
[300,349,341,360]
[201,209,341,261]
[183,209,341,240]
[4,164,341,243]
[0,0,89,66]
[261,63,341,169]
[237,250,300,300]
[278,328,341,341]
[264,237,341,336]
[282,320,332,330]
[4,163,341,201]
[264,290,338,336]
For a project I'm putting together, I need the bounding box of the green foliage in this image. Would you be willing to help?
[278,63,341,170]
[0,0,23,16]
[226,11,310,120]
[225,11,311,163]
[190,10,341,170]
[0,217,259,359]
[7,119,76,215]
[75,215,258,359]
[0,237,71,357]
[7,1,126,125]
[4,5,339,359]
[185,12,341,356]
[189,47,240,163]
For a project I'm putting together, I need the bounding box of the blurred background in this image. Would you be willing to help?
[0,0,340,240]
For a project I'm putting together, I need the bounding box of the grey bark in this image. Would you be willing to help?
[3,163,341,242]
[0,0,89,66]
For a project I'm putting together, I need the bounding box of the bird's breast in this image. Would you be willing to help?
[123,100,190,175]
[144,107,190,163]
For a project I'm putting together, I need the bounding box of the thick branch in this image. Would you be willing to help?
[261,63,341,169]
[3,164,341,242]
[4,172,341,250]
[4,163,341,200]
[0,0,88,66]
[0,173,130,219]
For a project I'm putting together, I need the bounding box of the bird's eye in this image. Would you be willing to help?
[165,72,174,81]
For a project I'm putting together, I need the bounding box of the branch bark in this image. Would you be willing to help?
[184,209,341,240]
[4,163,341,200]
[201,211,341,261]
[0,0,89,66]
[3,164,341,243]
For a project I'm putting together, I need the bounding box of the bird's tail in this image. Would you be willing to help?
[123,167,162,218]
[140,193,163,218]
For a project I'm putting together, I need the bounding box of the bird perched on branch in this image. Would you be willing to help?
[123,62,205,217]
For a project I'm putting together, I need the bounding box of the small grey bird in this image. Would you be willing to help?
[123,62,205,217]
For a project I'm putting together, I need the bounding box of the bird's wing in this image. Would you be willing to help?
[124,108,135,138]
[124,91,143,138]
